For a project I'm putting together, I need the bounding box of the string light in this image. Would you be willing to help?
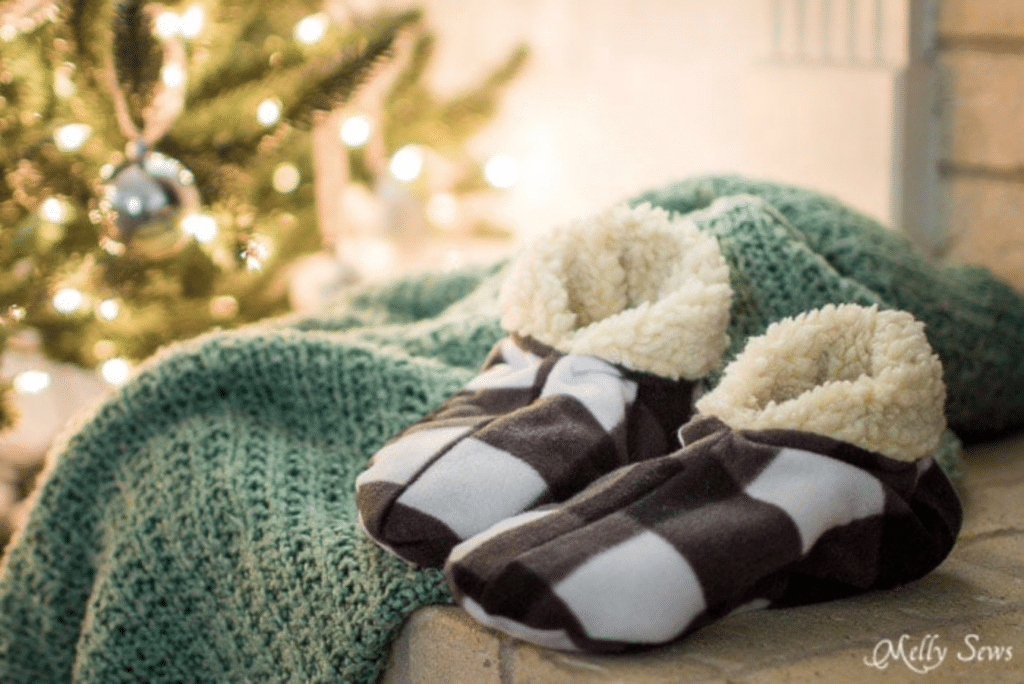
[180,5,205,38]
[294,13,329,44]
[181,213,218,243]
[7,305,26,322]
[340,115,371,147]
[257,98,282,126]
[161,63,185,89]
[54,123,92,151]
[0,24,16,42]
[40,197,66,223]
[389,145,424,182]
[52,287,85,314]
[13,370,51,395]
[272,163,300,193]
[484,153,517,189]
[101,357,132,386]
[97,299,120,321]
[154,11,182,39]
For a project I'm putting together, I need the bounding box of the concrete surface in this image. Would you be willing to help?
[380,431,1024,683]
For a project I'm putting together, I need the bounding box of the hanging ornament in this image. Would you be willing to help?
[101,144,200,259]
[96,28,198,261]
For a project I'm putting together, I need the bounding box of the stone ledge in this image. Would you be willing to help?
[379,607,503,684]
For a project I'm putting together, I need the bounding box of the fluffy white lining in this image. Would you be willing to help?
[499,203,732,379]
[695,304,946,461]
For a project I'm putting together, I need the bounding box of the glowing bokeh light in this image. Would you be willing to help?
[340,115,372,147]
[257,98,282,126]
[484,153,517,188]
[14,370,51,394]
[389,145,424,182]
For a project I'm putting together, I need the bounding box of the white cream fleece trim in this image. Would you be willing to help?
[695,304,946,461]
[499,203,732,380]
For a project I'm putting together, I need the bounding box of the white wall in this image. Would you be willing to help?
[744,0,937,242]
[415,0,772,237]
[339,1,929,242]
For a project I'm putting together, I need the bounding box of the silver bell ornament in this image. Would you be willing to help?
[102,145,200,259]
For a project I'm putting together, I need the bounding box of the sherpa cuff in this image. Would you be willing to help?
[499,203,732,380]
[695,304,946,461]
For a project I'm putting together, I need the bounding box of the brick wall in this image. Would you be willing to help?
[938,0,1024,290]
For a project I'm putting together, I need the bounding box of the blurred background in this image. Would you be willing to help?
[1,0,1021,548]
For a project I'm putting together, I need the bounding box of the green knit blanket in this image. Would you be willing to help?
[1,175,1022,682]
[632,176,1024,439]
[0,266,506,683]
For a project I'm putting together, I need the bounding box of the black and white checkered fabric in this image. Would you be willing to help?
[444,415,963,653]
[355,335,696,567]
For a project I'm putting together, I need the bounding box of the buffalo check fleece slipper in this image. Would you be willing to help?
[444,304,962,652]
[356,203,733,566]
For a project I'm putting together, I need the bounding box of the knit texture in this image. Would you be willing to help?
[631,176,1024,439]
[0,265,505,683]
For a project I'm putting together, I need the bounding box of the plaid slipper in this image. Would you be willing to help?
[356,204,733,566]
[444,304,962,652]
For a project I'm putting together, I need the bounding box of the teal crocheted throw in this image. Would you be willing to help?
[1,175,1022,682]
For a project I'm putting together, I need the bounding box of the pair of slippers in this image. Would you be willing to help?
[355,203,962,653]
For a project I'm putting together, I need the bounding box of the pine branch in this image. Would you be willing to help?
[382,39,528,154]
[186,47,289,108]
[165,10,419,165]
[284,28,397,128]
[385,32,434,105]
[435,44,528,143]
[65,0,114,70]
[112,0,162,118]
[283,9,423,128]
[165,65,310,151]
[185,0,330,103]
[65,0,130,142]
[184,11,291,106]
[0,45,52,156]
[0,0,521,393]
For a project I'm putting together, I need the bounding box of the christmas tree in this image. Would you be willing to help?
[0,0,526,430]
